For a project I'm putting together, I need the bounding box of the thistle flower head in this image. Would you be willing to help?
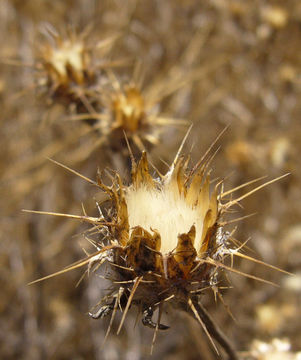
[27,136,290,353]
[84,147,228,341]
[42,35,89,86]
[35,25,118,109]
[38,26,94,95]
[97,77,188,153]
[111,84,145,133]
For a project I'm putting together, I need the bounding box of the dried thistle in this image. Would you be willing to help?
[26,132,290,358]
[39,28,93,91]
[105,82,150,143]
[35,24,119,112]
[95,75,188,153]
[61,62,192,164]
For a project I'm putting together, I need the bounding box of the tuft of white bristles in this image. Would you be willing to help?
[125,185,205,254]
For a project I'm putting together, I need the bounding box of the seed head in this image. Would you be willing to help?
[26,137,290,353]
[111,84,145,133]
[37,26,94,100]
[97,77,188,153]
[35,25,117,110]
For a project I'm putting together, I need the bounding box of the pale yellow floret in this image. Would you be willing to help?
[125,185,204,254]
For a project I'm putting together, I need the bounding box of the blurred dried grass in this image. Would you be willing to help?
[1,0,301,359]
